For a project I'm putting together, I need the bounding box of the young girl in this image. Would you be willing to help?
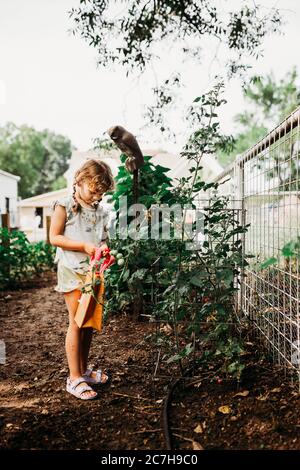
[49,158,115,400]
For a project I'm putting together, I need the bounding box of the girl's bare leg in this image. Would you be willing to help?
[63,289,97,398]
[80,328,109,383]
[80,328,93,374]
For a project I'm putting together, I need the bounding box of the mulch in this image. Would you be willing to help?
[0,270,300,450]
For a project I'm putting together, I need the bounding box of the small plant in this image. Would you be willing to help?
[146,82,251,381]
[259,236,300,271]
[0,228,56,289]
[103,153,175,317]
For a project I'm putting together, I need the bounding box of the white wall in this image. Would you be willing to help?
[0,171,20,227]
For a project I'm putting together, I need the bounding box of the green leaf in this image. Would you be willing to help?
[190,272,210,287]
[259,257,278,269]
[130,268,148,280]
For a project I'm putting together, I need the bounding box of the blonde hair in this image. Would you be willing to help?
[72,158,115,214]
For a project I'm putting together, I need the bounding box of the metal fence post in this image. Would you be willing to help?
[235,159,245,316]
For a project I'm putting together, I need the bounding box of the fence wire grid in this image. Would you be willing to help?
[213,106,300,384]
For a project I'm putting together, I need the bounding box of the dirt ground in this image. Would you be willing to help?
[171,358,300,450]
[1,270,300,450]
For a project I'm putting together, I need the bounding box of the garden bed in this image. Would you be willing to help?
[0,270,300,450]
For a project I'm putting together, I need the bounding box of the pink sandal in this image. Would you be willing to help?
[66,376,98,400]
[83,368,110,385]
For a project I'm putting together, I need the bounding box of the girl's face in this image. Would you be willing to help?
[75,179,103,205]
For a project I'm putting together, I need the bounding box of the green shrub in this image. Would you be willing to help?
[0,227,56,289]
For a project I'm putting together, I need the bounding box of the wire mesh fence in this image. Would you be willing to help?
[213,106,300,384]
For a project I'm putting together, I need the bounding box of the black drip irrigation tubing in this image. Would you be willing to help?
[162,365,197,450]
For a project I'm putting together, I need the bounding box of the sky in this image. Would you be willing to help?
[0,0,300,154]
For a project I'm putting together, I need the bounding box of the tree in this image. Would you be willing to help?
[217,112,268,166]
[0,122,73,199]
[217,67,300,166]
[243,67,300,122]
[69,0,281,72]
[69,0,282,139]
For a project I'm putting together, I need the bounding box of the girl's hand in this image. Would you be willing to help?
[100,243,109,254]
[83,242,97,257]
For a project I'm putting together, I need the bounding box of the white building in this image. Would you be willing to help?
[17,188,68,242]
[0,169,21,229]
